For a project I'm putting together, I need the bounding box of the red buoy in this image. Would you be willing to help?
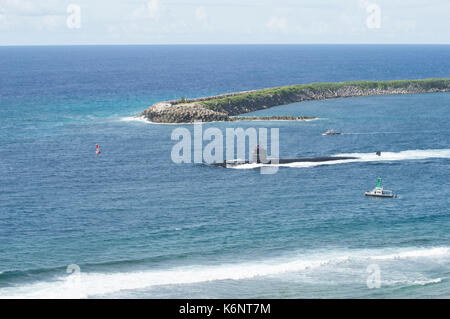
[96,144,101,155]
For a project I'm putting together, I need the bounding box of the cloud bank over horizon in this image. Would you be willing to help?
[0,0,449,45]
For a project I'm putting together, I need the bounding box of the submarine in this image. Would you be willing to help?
[212,145,359,168]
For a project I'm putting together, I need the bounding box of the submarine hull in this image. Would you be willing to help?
[212,156,358,168]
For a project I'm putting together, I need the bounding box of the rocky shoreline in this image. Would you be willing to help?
[141,102,229,123]
[140,79,450,123]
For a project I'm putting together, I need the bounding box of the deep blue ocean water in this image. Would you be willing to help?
[0,45,449,298]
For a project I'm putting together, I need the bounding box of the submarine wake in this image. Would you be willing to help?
[224,149,450,169]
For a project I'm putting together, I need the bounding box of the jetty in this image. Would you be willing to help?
[140,79,450,123]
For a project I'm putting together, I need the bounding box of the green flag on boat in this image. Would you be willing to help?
[376,178,382,189]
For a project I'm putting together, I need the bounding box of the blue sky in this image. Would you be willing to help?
[0,0,449,45]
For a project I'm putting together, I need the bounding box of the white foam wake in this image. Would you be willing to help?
[0,246,448,299]
[119,116,226,125]
[230,149,450,169]
[370,247,449,260]
[383,278,442,287]
[119,116,149,123]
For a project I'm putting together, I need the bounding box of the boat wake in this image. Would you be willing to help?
[0,246,448,298]
[230,149,450,169]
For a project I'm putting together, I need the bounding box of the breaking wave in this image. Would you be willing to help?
[1,246,448,299]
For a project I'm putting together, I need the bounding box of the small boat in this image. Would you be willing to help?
[365,178,396,198]
[322,129,342,136]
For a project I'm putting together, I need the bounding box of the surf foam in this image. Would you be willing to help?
[119,116,149,123]
[0,246,448,298]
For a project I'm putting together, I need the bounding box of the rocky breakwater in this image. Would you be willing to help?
[141,102,229,123]
[140,79,450,123]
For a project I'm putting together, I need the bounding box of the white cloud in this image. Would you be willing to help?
[107,0,193,43]
[1,0,450,45]
[130,0,162,21]
[267,16,287,32]
[358,0,371,9]
[0,0,65,31]
[0,0,61,16]
[0,0,37,15]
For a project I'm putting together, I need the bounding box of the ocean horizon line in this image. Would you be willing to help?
[2,43,450,47]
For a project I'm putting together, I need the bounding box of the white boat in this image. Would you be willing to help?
[322,129,341,136]
[365,178,396,198]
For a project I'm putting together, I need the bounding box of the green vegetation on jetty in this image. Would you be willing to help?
[199,79,450,114]
[141,78,450,123]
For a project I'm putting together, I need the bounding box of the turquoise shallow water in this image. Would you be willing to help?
[0,45,449,298]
